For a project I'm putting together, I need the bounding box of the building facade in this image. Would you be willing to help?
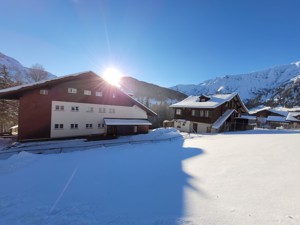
[169,93,249,133]
[0,71,156,140]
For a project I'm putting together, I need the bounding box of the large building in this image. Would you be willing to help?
[0,71,157,141]
[169,93,249,133]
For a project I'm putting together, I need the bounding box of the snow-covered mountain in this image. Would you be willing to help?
[0,52,55,83]
[171,62,300,107]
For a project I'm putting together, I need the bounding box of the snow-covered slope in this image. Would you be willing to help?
[0,52,55,83]
[171,62,300,104]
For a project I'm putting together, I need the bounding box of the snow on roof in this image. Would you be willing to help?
[266,116,288,122]
[104,119,152,126]
[212,109,236,129]
[286,112,300,122]
[249,106,297,116]
[170,93,238,109]
[238,115,257,120]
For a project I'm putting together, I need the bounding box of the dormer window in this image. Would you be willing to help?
[199,95,210,102]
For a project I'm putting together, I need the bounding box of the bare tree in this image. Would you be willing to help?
[27,63,48,82]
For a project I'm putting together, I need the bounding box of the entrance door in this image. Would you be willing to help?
[192,123,198,133]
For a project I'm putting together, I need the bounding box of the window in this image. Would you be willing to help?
[192,110,200,117]
[68,88,77,94]
[109,108,115,114]
[40,89,48,95]
[176,109,182,115]
[55,105,64,111]
[71,106,79,111]
[70,124,78,129]
[95,91,102,97]
[200,110,204,117]
[54,124,63,129]
[84,90,91,95]
[205,110,211,118]
[86,124,93,129]
[98,123,104,128]
[99,108,106,113]
[87,107,94,112]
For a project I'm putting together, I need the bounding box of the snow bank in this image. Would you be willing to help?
[1,130,300,225]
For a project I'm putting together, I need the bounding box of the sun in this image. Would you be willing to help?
[103,68,122,87]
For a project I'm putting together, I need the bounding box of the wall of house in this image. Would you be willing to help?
[18,89,52,140]
[50,101,147,138]
[17,75,148,140]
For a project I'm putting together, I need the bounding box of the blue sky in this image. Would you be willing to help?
[1,0,300,87]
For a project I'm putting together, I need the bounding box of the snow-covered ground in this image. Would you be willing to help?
[0,129,300,225]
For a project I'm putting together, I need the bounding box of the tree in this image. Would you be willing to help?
[27,63,48,82]
[0,65,19,133]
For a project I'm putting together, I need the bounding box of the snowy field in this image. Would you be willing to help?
[0,129,300,225]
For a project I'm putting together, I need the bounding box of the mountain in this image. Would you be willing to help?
[120,76,187,105]
[0,52,55,83]
[171,62,300,107]
[119,77,187,126]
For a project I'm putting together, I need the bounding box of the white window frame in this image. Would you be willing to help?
[99,108,106,113]
[176,109,182,115]
[70,124,78,129]
[84,90,91,95]
[109,108,115,114]
[68,88,77,94]
[87,107,94,112]
[40,89,48,95]
[86,123,93,129]
[71,106,79,112]
[95,91,103,97]
[54,124,64,129]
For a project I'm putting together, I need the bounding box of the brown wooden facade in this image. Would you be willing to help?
[173,94,247,125]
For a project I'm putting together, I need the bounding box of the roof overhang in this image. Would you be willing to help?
[104,119,152,126]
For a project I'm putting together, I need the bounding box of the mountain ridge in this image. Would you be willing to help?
[0,52,55,83]
[171,61,300,107]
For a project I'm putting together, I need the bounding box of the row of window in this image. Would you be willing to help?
[68,88,104,97]
[175,108,211,118]
[54,105,116,113]
[192,109,211,118]
[40,88,105,98]
[54,123,105,130]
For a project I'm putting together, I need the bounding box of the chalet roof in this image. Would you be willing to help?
[0,71,157,117]
[286,112,300,122]
[170,93,248,112]
[266,116,288,123]
[249,106,289,117]
[212,109,236,129]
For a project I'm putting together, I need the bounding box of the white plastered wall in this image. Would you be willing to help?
[174,120,211,133]
[50,101,148,138]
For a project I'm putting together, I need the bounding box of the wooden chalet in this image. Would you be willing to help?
[249,107,300,129]
[0,71,157,141]
[169,93,249,133]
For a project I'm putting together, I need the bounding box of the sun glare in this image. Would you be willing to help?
[103,68,122,87]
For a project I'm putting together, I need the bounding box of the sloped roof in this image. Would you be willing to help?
[286,112,300,122]
[212,109,236,129]
[249,106,291,117]
[170,93,248,113]
[266,116,288,122]
[0,71,157,117]
[0,71,95,99]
